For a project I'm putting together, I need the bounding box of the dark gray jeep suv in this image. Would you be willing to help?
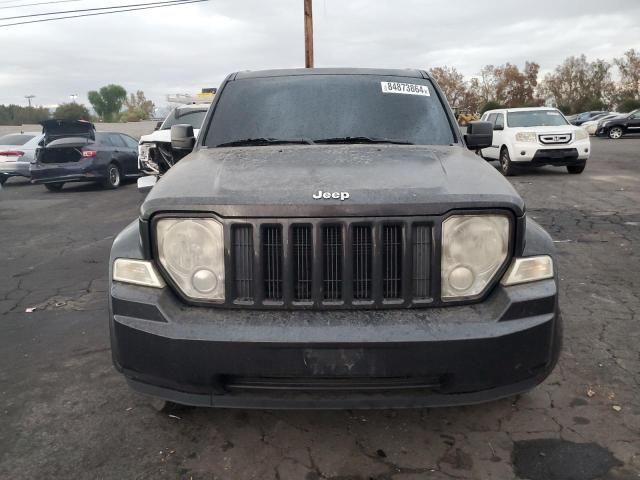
[109,68,561,409]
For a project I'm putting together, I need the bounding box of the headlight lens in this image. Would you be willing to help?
[441,215,509,300]
[501,256,554,286]
[515,132,537,143]
[157,218,225,301]
[113,258,165,288]
[575,129,588,141]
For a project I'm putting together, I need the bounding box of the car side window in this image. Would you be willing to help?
[486,113,497,125]
[95,133,113,146]
[108,134,127,148]
[120,135,138,149]
[495,113,504,129]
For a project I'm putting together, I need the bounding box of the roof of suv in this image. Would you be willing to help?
[484,107,561,114]
[234,68,426,80]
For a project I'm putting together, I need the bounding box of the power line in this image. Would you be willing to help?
[0,0,207,25]
[0,0,199,19]
[0,1,85,11]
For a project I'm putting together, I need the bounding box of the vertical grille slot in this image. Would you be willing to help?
[262,225,283,300]
[383,225,402,299]
[352,225,372,300]
[412,225,431,299]
[322,225,343,300]
[232,225,254,301]
[292,225,313,301]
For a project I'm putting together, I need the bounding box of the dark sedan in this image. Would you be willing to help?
[595,109,640,139]
[31,120,140,191]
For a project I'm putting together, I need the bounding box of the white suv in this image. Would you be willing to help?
[480,107,590,175]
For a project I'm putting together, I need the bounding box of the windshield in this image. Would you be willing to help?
[204,75,455,147]
[161,109,207,130]
[507,110,569,128]
[0,134,36,146]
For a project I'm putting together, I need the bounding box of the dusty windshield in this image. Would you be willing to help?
[204,75,456,147]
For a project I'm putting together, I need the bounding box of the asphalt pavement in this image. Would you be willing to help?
[0,138,639,479]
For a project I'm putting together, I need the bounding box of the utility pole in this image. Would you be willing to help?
[304,0,314,68]
[25,95,35,107]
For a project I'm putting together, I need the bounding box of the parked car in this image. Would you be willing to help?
[110,68,561,409]
[571,111,608,126]
[138,103,209,176]
[480,107,590,175]
[30,120,140,191]
[0,132,43,184]
[581,113,619,135]
[595,109,640,139]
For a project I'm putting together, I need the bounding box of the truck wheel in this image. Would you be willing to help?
[45,182,64,192]
[500,148,516,176]
[103,163,121,189]
[567,164,586,174]
[608,127,623,139]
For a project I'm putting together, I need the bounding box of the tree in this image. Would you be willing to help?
[479,62,542,108]
[121,90,155,122]
[0,105,49,125]
[429,66,467,110]
[88,84,127,122]
[614,49,640,100]
[54,102,91,121]
[539,55,616,114]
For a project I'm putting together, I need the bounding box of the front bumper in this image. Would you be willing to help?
[110,278,561,409]
[0,161,30,178]
[510,141,590,165]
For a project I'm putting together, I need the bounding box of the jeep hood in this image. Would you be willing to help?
[141,145,524,219]
[40,119,95,145]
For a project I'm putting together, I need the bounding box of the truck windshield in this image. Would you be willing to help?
[204,75,456,147]
[507,110,569,128]
[161,109,207,130]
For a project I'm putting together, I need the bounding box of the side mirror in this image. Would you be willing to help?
[493,124,504,131]
[154,121,163,131]
[137,175,157,194]
[171,124,196,151]
[464,121,493,150]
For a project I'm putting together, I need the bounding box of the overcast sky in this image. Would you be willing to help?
[2,0,639,109]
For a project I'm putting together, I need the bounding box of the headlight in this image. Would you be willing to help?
[575,129,588,141]
[441,215,509,300]
[113,259,165,288]
[515,132,537,143]
[501,256,554,286]
[156,218,225,301]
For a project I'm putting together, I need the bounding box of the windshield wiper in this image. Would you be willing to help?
[313,136,414,145]
[216,138,314,147]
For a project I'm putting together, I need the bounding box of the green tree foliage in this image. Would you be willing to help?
[480,101,506,114]
[121,90,155,122]
[0,105,50,125]
[54,102,91,121]
[88,84,127,122]
[618,98,640,113]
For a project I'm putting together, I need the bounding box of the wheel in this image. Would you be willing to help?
[44,182,64,192]
[0,174,8,186]
[608,127,623,139]
[103,163,121,189]
[567,164,586,174]
[499,147,516,176]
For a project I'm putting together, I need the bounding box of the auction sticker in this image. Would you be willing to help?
[381,81,430,96]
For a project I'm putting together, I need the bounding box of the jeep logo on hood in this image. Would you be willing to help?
[313,190,350,201]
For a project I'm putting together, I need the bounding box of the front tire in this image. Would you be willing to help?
[0,174,8,186]
[44,182,64,192]
[499,147,516,176]
[567,164,586,174]
[608,127,623,139]
[103,163,121,189]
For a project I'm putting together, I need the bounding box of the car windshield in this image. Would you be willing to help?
[507,110,569,128]
[0,134,36,145]
[161,109,207,130]
[204,75,456,147]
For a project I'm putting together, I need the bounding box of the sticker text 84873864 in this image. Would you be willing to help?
[381,81,430,97]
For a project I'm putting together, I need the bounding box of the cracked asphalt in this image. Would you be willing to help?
[1,138,639,479]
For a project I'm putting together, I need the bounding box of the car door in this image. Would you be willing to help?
[492,112,506,157]
[118,134,141,175]
[627,111,640,133]
[482,113,499,159]
[107,133,133,175]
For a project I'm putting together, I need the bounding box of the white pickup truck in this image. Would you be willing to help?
[138,103,209,176]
